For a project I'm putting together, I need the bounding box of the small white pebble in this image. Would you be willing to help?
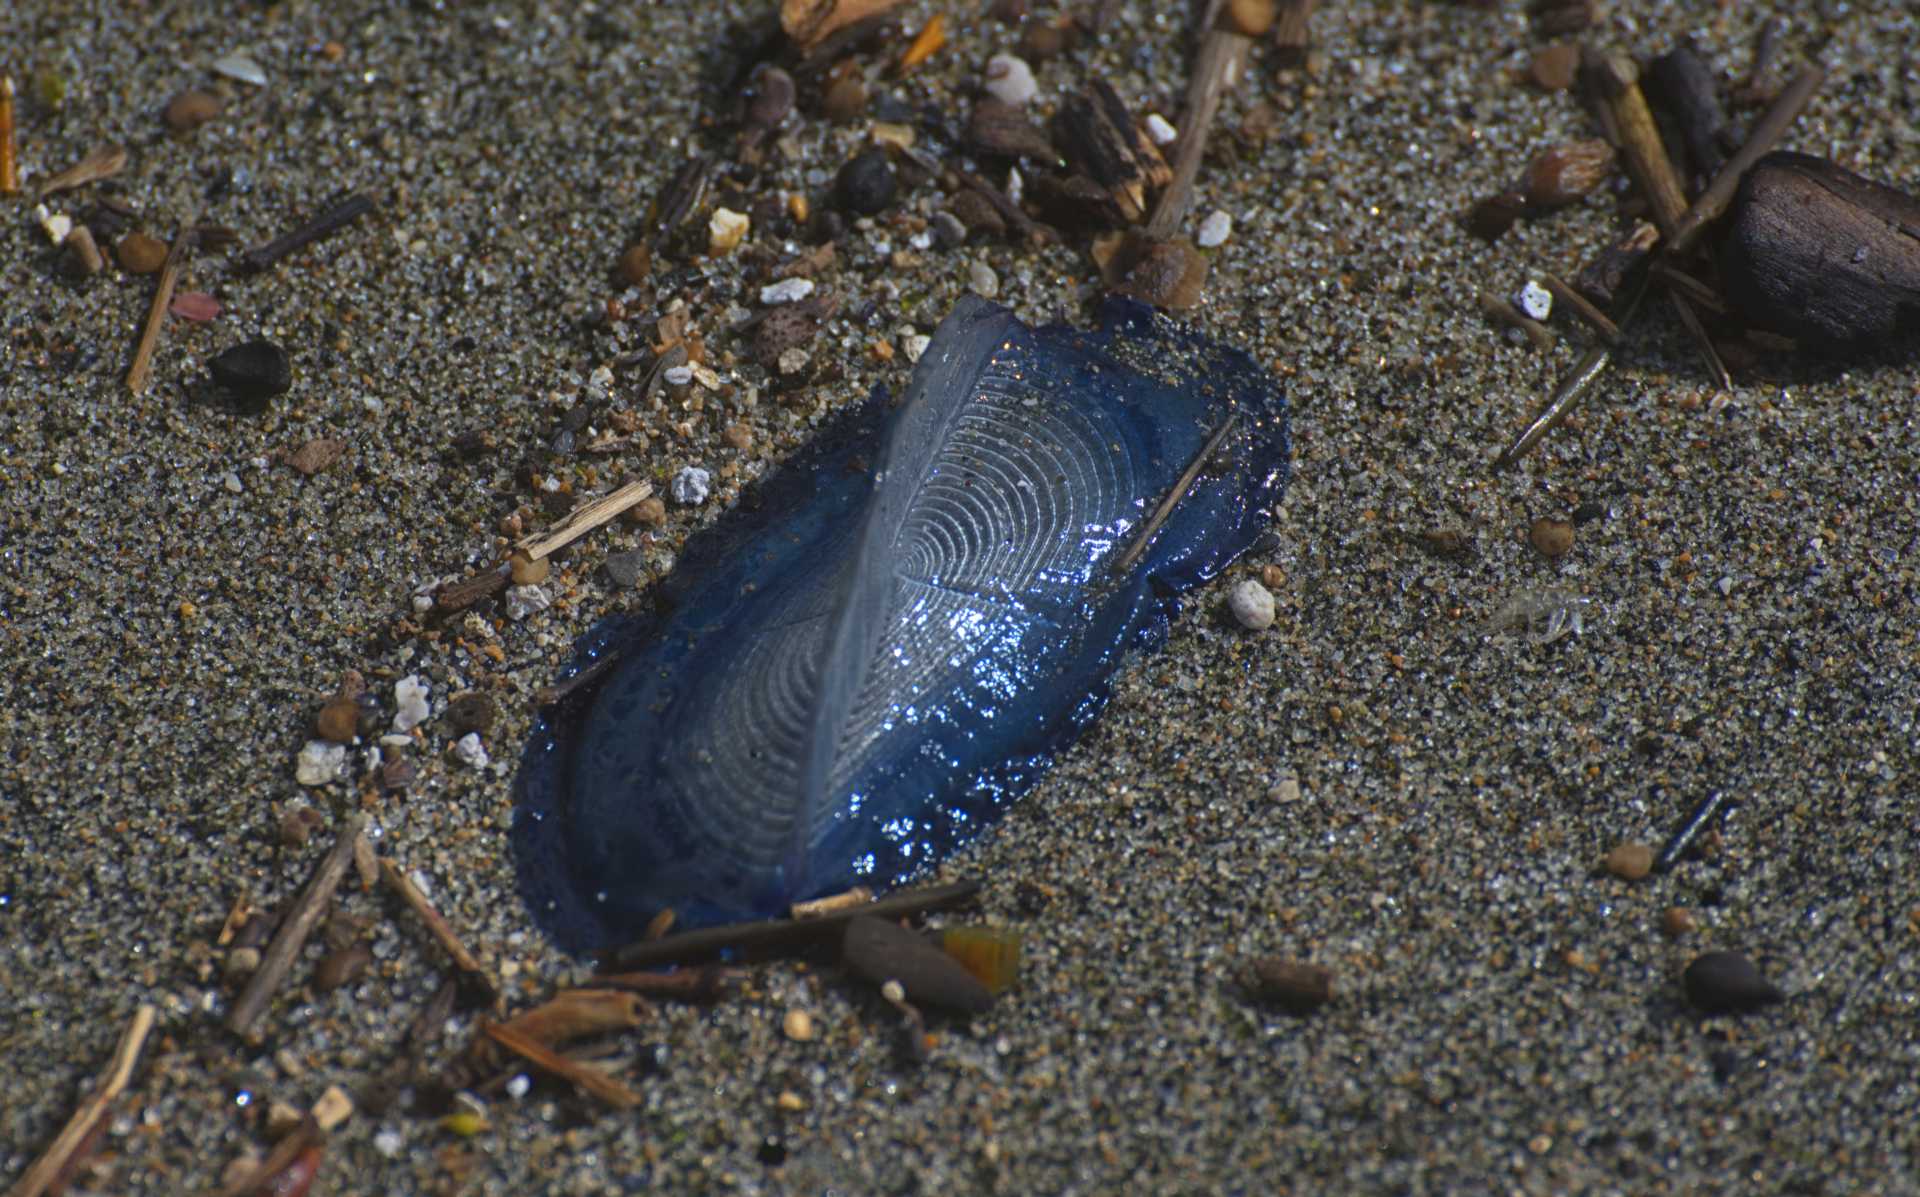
[222,471,244,494]
[1268,775,1303,804]
[505,584,551,622]
[1005,167,1023,205]
[392,675,430,732]
[880,980,906,1003]
[295,741,346,786]
[1717,575,1735,596]
[410,593,434,613]
[671,465,712,505]
[1144,113,1178,146]
[210,53,268,86]
[902,333,932,363]
[37,205,72,246]
[983,53,1037,106]
[1227,578,1276,630]
[372,1129,404,1159]
[451,732,489,770]
[1515,278,1553,322]
[760,277,815,306]
[776,346,810,376]
[505,1074,532,1100]
[586,365,614,398]
[663,364,695,388]
[968,260,999,299]
[1196,210,1233,248]
[708,206,750,255]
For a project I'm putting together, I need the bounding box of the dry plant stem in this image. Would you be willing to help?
[1540,272,1620,344]
[37,144,128,199]
[481,1020,641,1108]
[227,814,368,1037]
[379,858,499,1005]
[125,216,198,396]
[594,967,737,1001]
[1492,343,1612,472]
[791,887,874,919]
[0,76,16,196]
[1650,261,1728,315]
[1590,52,1688,235]
[1147,26,1252,238]
[1112,413,1238,575]
[1477,291,1557,351]
[1656,791,1728,873]
[1669,291,1732,390]
[601,879,981,971]
[213,1116,319,1197]
[7,1005,156,1197]
[240,192,374,271]
[515,479,654,561]
[1665,66,1824,258]
[952,166,1047,245]
[534,645,622,706]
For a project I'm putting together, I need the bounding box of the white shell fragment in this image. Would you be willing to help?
[210,54,268,86]
[392,675,430,732]
[295,740,346,786]
[1145,113,1178,146]
[760,277,815,305]
[1227,579,1276,629]
[451,732,490,770]
[983,53,1037,106]
[672,466,712,506]
[1515,278,1553,322]
[708,207,749,256]
[1196,210,1233,248]
[506,585,551,622]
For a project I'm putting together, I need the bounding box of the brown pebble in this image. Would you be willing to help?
[288,437,348,476]
[443,691,497,736]
[723,423,753,451]
[315,695,361,743]
[629,496,667,527]
[1529,516,1574,558]
[616,242,651,286]
[163,89,221,132]
[1464,192,1526,242]
[313,943,373,993]
[278,805,325,847]
[1662,906,1696,937]
[1246,957,1335,1013]
[117,231,167,274]
[1111,235,1208,310]
[1260,563,1285,589]
[1524,139,1617,208]
[1020,22,1069,62]
[782,1008,816,1042]
[1682,950,1784,1014]
[821,75,868,124]
[948,189,1006,239]
[1527,44,1580,91]
[509,551,550,585]
[224,946,262,982]
[1221,0,1276,36]
[1603,841,1653,881]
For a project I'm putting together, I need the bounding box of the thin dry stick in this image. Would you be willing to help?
[1665,66,1824,258]
[227,814,368,1037]
[515,479,654,561]
[481,1020,642,1109]
[1493,344,1614,472]
[1651,261,1729,315]
[8,1004,157,1197]
[790,887,873,919]
[1147,17,1251,238]
[125,216,198,396]
[379,858,499,1005]
[0,76,16,196]
[1668,290,1732,391]
[212,1116,319,1197]
[534,649,622,706]
[601,879,981,971]
[592,968,737,1001]
[1112,413,1238,576]
[36,145,128,199]
[1540,273,1620,344]
[1477,291,1556,351]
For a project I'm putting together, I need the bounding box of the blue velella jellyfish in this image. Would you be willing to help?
[516,296,1289,950]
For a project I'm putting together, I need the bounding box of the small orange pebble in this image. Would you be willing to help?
[869,339,895,362]
[939,925,1022,994]
[897,13,946,73]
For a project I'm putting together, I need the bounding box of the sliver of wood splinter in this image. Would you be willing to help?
[7,1005,157,1197]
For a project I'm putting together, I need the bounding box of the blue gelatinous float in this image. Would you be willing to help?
[516,296,1289,950]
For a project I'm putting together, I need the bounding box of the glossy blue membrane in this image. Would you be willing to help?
[515,296,1289,951]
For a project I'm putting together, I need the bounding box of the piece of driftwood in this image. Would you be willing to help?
[7,1005,157,1197]
[125,216,198,396]
[227,815,367,1037]
[479,1020,642,1109]
[1053,80,1172,224]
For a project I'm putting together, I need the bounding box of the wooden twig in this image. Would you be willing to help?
[791,887,873,919]
[1540,272,1621,344]
[593,967,738,1001]
[1668,291,1732,390]
[36,145,128,199]
[515,479,654,562]
[480,1020,642,1109]
[212,1116,320,1197]
[951,165,1048,245]
[1477,290,1557,351]
[1651,261,1729,315]
[1147,13,1251,238]
[534,649,623,707]
[240,192,374,272]
[378,858,499,1006]
[1112,413,1238,576]
[1665,66,1824,259]
[1655,791,1729,873]
[1587,51,1689,236]
[0,76,16,196]
[1493,343,1613,472]
[227,814,368,1038]
[600,879,981,971]
[8,1004,157,1197]
[125,215,198,396]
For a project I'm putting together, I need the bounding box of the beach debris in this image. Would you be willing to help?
[1528,516,1574,558]
[451,733,489,769]
[126,216,199,395]
[707,206,749,256]
[163,88,221,132]
[463,990,644,1078]
[0,76,15,196]
[116,231,167,274]
[61,224,104,276]
[937,926,1023,994]
[227,816,368,1038]
[782,1008,817,1041]
[1602,841,1654,881]
[507,551,549,586]
[760,277,814,306]
[896,13,947,74]
[1682,950,1784,1014]
[1244,957,1335,1013]
[1528,44,1579,92]
[615,241,651,285]
[1524,138,1617,208]
[170,290,220,321]
[967,97,1054,161]
[294,741,345,785]
[286,437,348,477]
[379,857,499,1004]
[1662,907,1697,937]
[983,53,1037,107]
[1513,278,1553,322]
[7,1005,157,1197]
[313,942,372,993]
[1196,210,1232,248]
[211,53,268,86]
[1053,80,1171,225]
[37,144,128,198]
[442,692,496,738]
[209,340,292,405]
[670,466,712,506]
[1227,577,1276,629]
[1484,587,1589,645]
[842,916,994,1014]
[240,192,374,272]
[1654,790,1730,872]
[478,1014,642,1109]
[780,0,902,53]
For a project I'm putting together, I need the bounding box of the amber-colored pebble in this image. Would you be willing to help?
[1662,906,1696,936]
[1603,841,1653,881]
[1222,0,1276,36]
[1524,138,1616,207]
[313,943,372,992]
[821,75,868,124]
[1529,516,1574,558]
[508,551,550,585]
[1260,563,1285,589]
[616,242,651,286]
[723,423,753,451]
[629,496,667,527]
[163,89,221,132]
[315,695,360,743]
[1527,44,1580,91]
[117,231,168,273]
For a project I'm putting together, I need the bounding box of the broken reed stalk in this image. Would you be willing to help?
[1111,412,1237,576]
[480,1020,642,1109]
[1493,342,1614,472]
[1665,66,1824,258]
[1668,290,1732,390]
[7,1005,157,1197]
[515,478,655,561]
[1539,273,1620,344]
[378,858,499,1006]
[594,967,737,1001]
[240,192,374,271]
[0,76,16,196]
[1146,14,1251,239]
[37,144,128,199]
[1656,790,1728,873]
[125,215,198,396]
[600,879,981,971]
[227,814,368,1038]
[213,1116,320,1197]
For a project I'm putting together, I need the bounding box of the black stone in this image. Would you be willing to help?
[841,916,993,1014]
[208,339,291,405]
[1683,950,1785,1014]
[835,149,897,216]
